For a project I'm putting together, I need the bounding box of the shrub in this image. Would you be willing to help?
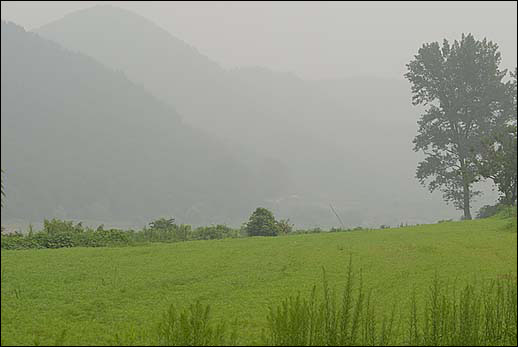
[175,224,192,242]
[276,219,294,235]
[139,219,192,243]
[149,217,176,231]
[1,233,41,250]
[191,225,238,240]
[156,301,233,346]
[245,208,279,237]
[304,227,323,234]
[1,220,132,250]
[476,204,504,219]
[44,218,85,234]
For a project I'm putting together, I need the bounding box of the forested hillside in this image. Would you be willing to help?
[1,21,284,227]
[35,5,492,227]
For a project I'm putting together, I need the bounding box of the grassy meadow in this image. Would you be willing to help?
[1,214,516,345]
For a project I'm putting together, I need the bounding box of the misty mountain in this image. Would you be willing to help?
[1,20,290,227]
[34,5,484,227]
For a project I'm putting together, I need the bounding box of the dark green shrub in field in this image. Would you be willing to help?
[476,204,505,219]
[245,208,279,237]
[0,232,41,250]
[191,225,239,240]
[35,230,75,249]
[156,301,234,346]
[84,227,131,247]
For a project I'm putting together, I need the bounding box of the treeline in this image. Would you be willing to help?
[0,209,359,250]
[2,206,516,251]
[1,218,235,250]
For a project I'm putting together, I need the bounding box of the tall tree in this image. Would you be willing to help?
[405,34,507,219]
[245,207,279,237]
[477,69,517,206]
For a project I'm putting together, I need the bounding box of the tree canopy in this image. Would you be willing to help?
[245,208,279,237]
[406,33,509,219]
[477,69,517,206]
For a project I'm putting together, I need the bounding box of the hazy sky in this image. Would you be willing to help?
[1,1,517,80]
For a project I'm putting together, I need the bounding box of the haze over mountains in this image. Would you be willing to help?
[1,5,501,228]
[1,20,285,227]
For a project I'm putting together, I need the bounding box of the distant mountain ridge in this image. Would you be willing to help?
[34,5,481,226]
[1,20,287,227]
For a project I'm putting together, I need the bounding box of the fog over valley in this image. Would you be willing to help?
[1,1,516,229]
[1,3,517,346]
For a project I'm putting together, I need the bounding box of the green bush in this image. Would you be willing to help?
[1,233,41,250]
[1,219,240,250]
[1,220,132,250]
[149,218,176,231]
[476,204,504,219]
[147,218,192,242]
[135,221,192,243]
[276,219,294,235]
[43,218,84,235]
[156,301,234,346]
[245,208,279,237]
[191,225,239,240]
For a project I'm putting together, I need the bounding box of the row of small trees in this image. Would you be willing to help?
[1,208,293,250]
[148,209,294,238]
[406,34,517,219]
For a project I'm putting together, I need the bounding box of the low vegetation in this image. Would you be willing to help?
[1,211,515,345]
[1,218,239,250]
[266,267,517,346]
[111,260,517,346]
[0,208,358,250]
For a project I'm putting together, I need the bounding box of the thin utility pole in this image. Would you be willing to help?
[330,203,345,229]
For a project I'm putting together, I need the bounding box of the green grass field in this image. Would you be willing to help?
[1,215,516,345]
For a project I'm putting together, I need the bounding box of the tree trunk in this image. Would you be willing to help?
[463,182,472,220]
[459,158,472,220]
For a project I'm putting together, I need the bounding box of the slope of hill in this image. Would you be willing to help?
[35,5,498,227]
[0,20,284,227]
[1,214,516,345]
